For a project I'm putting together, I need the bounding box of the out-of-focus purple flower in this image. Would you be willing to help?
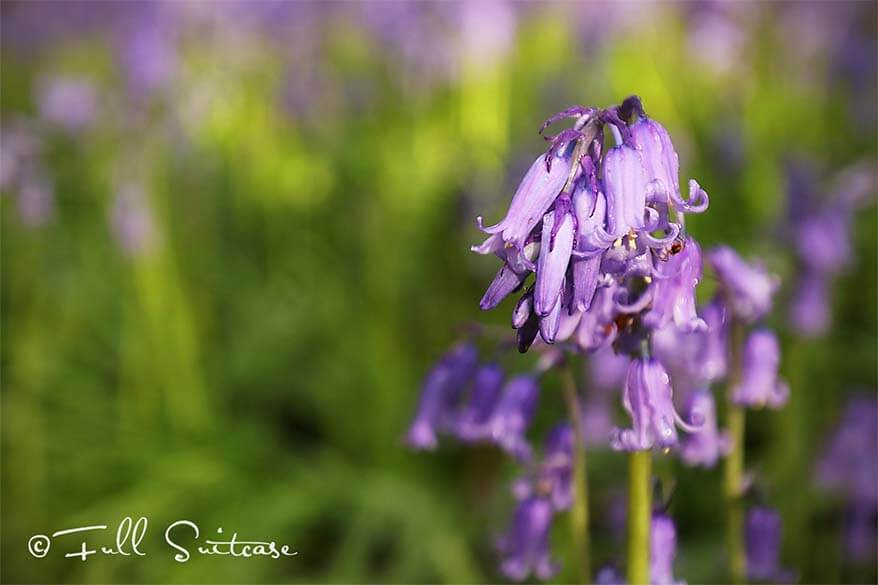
[514,424,574,511]
[816,396,878,504]
[611,358,700,452]
[679,390,730,468]
[110,182,156,257]
[406,343,478,450]
[581,394,615,448]
[785,158,876,337]
[457,0,516,72]
[788,270,831,336]
[497,497,559,582]
[816,392,877,565]
[477,150,572,251]
[36,76,98,132]
[732,330,789,409]
[17,172,54,227]
[589,347,630,393]
[644,237,706,333]
[746,507,793,583]
[794,211,850,275]
[595,565,625,585]
[843,502,877,563]
[120,7,177,97]
[708,246,779,323]
[651,513,685,585]
[698,299,729,383]
[0,120,41,192]
[453,363,504,441]
[489,375,540,460]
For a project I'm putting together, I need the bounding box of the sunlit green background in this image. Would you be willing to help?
[2,2,876,583]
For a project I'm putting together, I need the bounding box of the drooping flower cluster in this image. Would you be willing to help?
[406,342,544,461]
[707,246,789,411]
[472,97,711,454]
[473,96,709,356]
[498,424,575,581]
[816,395,878,563]
[785,159,876,337]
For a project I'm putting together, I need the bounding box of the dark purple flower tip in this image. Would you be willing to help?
[651,513,685,585]
[497,497,559,582]
[611,358,700,452]
[489,375,540,460]
[603,144,648,237]
[538,288,563,345]
[732,330,789,409]
[405,343,478,450]
[477,151,571,250]
[707,246,779,323]
[517,310,540,354]
[512,287,535,329]
[746,507,794,583]
[679,390,730,468]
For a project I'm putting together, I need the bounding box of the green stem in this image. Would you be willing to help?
[724,319,747,584]
[627,450,652,585]
[562,364,591,585]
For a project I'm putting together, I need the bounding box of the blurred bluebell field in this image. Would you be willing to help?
[1,1,876,583]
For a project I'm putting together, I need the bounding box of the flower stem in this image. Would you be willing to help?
[562,363,591,585]
[724,319,747,584]
[627,450,652,585]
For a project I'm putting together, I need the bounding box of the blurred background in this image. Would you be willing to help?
[1,1,876,583]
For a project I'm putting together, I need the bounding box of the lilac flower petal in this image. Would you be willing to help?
[490,375,540,460]
[572,253,601,312]
[732,330,789,409]
[603,144,648,237]
[535,210,575,316]
[708,246,779,323]
[478,151,571,249]
[406,343,478,449]
[651,513,685,585]
[498,497,558,582]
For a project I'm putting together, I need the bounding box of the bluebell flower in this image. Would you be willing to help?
[497,497,558,582]
[406,343,478,450]
[679,390,730,468]
[489,375,540,460]
[731,330,789,409]
[746,507,794,583]
[472,98,710,353]
[453,363,505,442]
[651,513,686,585]
[708,247,779,323]
[611,358,701,452]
